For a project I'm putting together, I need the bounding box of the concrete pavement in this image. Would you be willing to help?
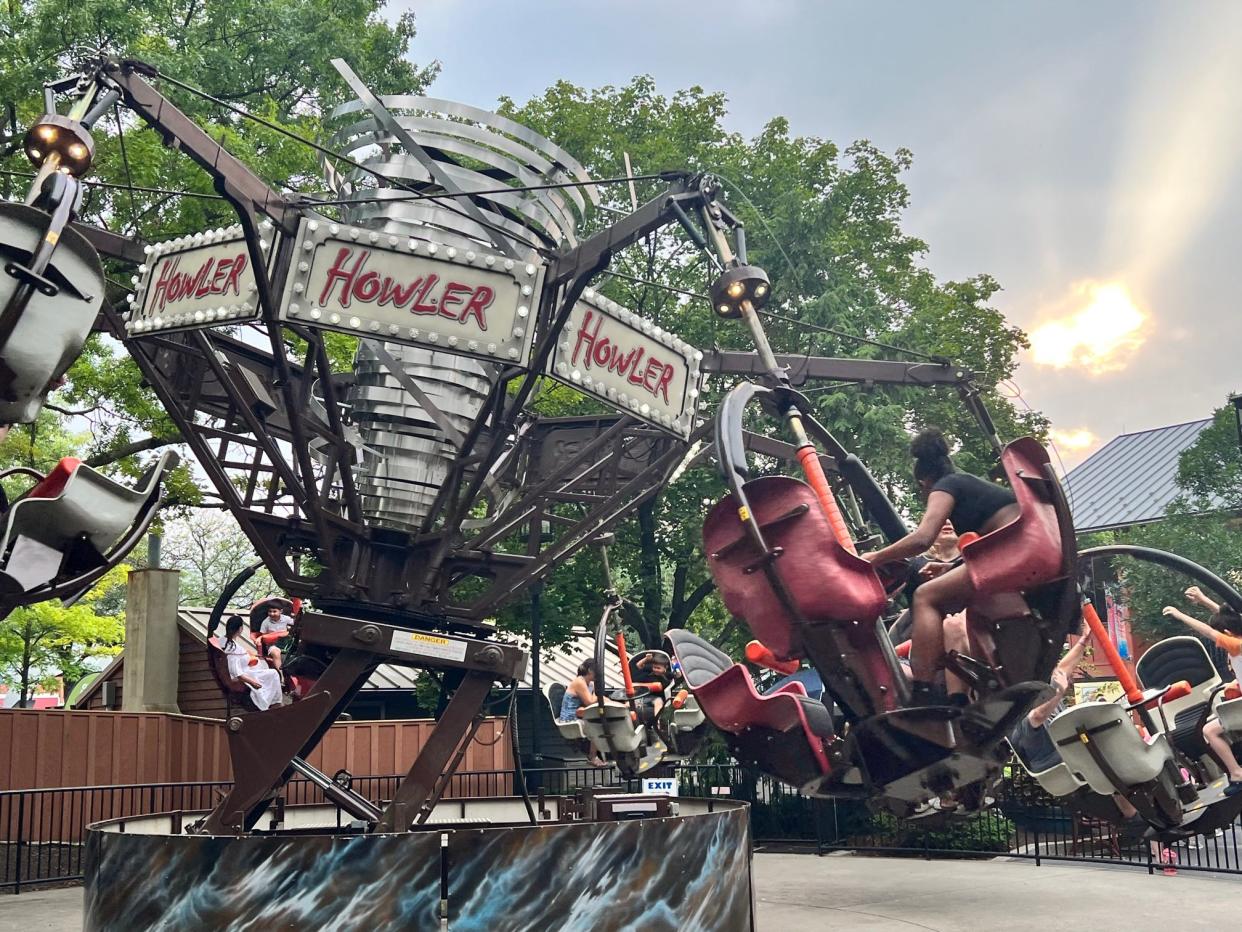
[753,853,1238,931]
[2,854,1238,930]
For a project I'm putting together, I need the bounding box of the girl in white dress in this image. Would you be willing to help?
[222,615,284,711]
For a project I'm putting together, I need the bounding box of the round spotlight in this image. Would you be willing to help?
[709,263,771,319]
[22,114,94,176]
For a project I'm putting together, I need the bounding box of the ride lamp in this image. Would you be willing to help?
[709,264,771,319]
[23,114,94,177]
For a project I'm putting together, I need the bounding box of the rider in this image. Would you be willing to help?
[1010,632,1148,835]
[258,601,296,671]
[630,650,674,719]
[862,428,1019,706]
[1163,590,1242,797]
[221,615,284,711]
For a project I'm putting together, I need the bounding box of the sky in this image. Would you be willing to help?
[393,0,1242,466]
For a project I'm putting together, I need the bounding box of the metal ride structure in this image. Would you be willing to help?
[9,49,1237,927]
[5,55,729,838]
[0,52,1022,818]
[1026,544,1242,842]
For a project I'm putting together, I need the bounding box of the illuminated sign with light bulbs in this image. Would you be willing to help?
[125,225,271,335]
[547,288,703,439]
[277,217,542,367]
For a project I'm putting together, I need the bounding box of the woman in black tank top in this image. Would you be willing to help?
[862,428,1020,706]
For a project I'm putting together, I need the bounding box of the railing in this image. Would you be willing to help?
[3,764,1240,893]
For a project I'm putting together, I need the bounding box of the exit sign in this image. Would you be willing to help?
[641,777,679,797]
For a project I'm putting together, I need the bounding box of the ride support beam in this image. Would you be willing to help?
[198,647,375,835]
[701,351,975,388]
[374,670,496,832]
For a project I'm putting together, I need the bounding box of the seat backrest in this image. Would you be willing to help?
[666,629,734,688]
[960,438,1066,595]
[26,458,81,500]
[0,202,104,423]
[1047,702,1171,795]
[548,682,567,719]
[1138,636,1220,689]
[1138,636,1221,731]
[206,641,247,697]
[703,475,886,660]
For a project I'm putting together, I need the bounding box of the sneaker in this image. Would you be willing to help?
[1224,780,1242,797]
[1160,848,1178,876]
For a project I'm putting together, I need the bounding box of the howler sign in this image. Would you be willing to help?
[277,217,542,366]
[548,288,703,439]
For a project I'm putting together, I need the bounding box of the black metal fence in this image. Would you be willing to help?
[3,764,1240,893]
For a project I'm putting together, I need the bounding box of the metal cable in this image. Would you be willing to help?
[303,171,684,208]
[112,104,140,233]
[0,168,224,201]
[147,69,547,254]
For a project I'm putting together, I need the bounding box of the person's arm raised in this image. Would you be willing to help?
[1163,606,1219,640]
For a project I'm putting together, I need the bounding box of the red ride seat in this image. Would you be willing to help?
[27,458,81,499]
[667,629,834,780]
[959,438,1067,595]
[703,475,887,660]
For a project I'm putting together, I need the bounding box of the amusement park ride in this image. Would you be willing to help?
[2,49,1242,926]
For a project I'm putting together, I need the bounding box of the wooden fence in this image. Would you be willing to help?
[0,709,511,791]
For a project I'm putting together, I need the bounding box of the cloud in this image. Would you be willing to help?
[1028,281,1147,371]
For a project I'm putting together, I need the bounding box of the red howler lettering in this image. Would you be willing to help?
[570,309,676,404]
[316,247,496,329]
[150,251,248,314]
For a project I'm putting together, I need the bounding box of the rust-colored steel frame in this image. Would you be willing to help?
[196,611,527,835]
[88,59,713,627]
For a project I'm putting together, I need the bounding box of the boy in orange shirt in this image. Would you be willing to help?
[1163,587,1242,796]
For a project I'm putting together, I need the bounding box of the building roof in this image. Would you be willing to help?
[1063,419,1219,533]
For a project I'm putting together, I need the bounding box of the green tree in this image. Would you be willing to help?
[497,78,1044,650]
[0,564,128,703]
[161,509,274,607]
[1089,402,1242,642]
[0,0,436,477]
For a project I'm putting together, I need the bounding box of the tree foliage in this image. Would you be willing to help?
[1088,402,1242,643]
[0,565,128,703]
[495,78,1044,650]
[0,0,435,479]
[160,510,274,607]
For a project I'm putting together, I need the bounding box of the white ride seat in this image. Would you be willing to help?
[0,203,104,424]
[1136,636,1222,741]
[673,696,706,731]
[581,704,644,754]
[1047,701,1175,797]
[1027,760,1088,798]
[1216,697,1242,740]
[546,683,586,741]
[0,450,175,593]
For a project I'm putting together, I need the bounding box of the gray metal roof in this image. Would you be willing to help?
[179,609,622,697]
[1063,419,1218,533]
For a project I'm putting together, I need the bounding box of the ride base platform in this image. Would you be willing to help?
[83,794,753,930]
